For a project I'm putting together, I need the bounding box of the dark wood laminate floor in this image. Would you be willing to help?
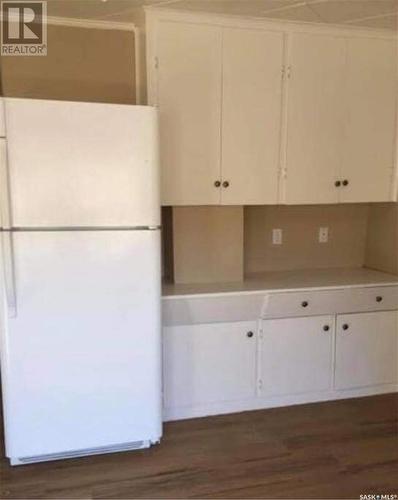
[1,394,397,499]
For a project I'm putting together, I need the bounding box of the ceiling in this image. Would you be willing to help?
[47,0,398,30]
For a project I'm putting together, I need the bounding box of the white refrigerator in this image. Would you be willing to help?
[0,98,162,465]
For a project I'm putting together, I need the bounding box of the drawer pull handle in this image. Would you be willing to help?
[376,296,383,303]
[222,181,230,188]
[301,301,309,308]
[246,331,254,338]
[323,325,330,332]
[335,180,341,187]
[342,179,349,186]
[342,324,349,331]
[214,180,221,188]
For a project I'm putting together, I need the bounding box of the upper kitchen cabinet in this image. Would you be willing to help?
[156,21,222,205]
[282,33,346,205]
[147,10,398,206]
[282,33,397,205]
[221,28,283,205]
[340,38,397,203]
[153,20,283,206]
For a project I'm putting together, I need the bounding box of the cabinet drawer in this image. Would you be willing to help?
[262,286,398,319]
[262,290,341,318]
[163,293,264,326]
[346,286,398,314]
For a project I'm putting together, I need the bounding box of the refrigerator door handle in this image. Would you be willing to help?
[2,231,17,318]
[0,138,12,229]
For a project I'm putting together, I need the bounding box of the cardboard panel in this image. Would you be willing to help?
[173,206,244,284]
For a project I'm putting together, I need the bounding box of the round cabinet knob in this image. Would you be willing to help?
[301,301,309,308]
[342,180,349,186]
[214,180,221,188]
[342,324,349,331]
[222,181,230,188]
[335,181,341,187]
[323,325,330,332]
[246,331,254,338]
[376,296,383,303]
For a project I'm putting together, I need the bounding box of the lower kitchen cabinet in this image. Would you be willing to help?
[162,284,398,420]
[163,321,257,410]
[335,311,398,390]
[260,315,334,397]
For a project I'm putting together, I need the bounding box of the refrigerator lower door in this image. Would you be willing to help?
[0,230,162,464]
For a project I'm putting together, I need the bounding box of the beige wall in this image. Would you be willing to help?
[173,206,244,284]
[244,204,369,274]
[365,203,398,275]
[1,24,137,104]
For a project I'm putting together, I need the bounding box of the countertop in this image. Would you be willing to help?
[162,267,398,299]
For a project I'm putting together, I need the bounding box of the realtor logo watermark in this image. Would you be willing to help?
[1,1,47,55]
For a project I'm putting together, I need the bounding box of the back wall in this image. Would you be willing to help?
[0,23,137,104]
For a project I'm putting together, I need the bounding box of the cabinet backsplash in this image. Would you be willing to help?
[244,204,369,274]
[162,203,398,284]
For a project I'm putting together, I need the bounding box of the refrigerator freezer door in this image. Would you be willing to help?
[0,230,162,460]
[4,99,160,228]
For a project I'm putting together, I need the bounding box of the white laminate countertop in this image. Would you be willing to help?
[162,267,398,299]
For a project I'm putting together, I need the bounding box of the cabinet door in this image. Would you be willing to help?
[157,22,222,206]
[260,316,334,396]
[221,28,283,205]
[340,38,397,203]
[335,311,398,390]
[163,321,257,410]
[283,34,345,204]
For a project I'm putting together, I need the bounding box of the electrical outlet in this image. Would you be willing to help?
[319,227,329,243]
[272,229,283,245]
